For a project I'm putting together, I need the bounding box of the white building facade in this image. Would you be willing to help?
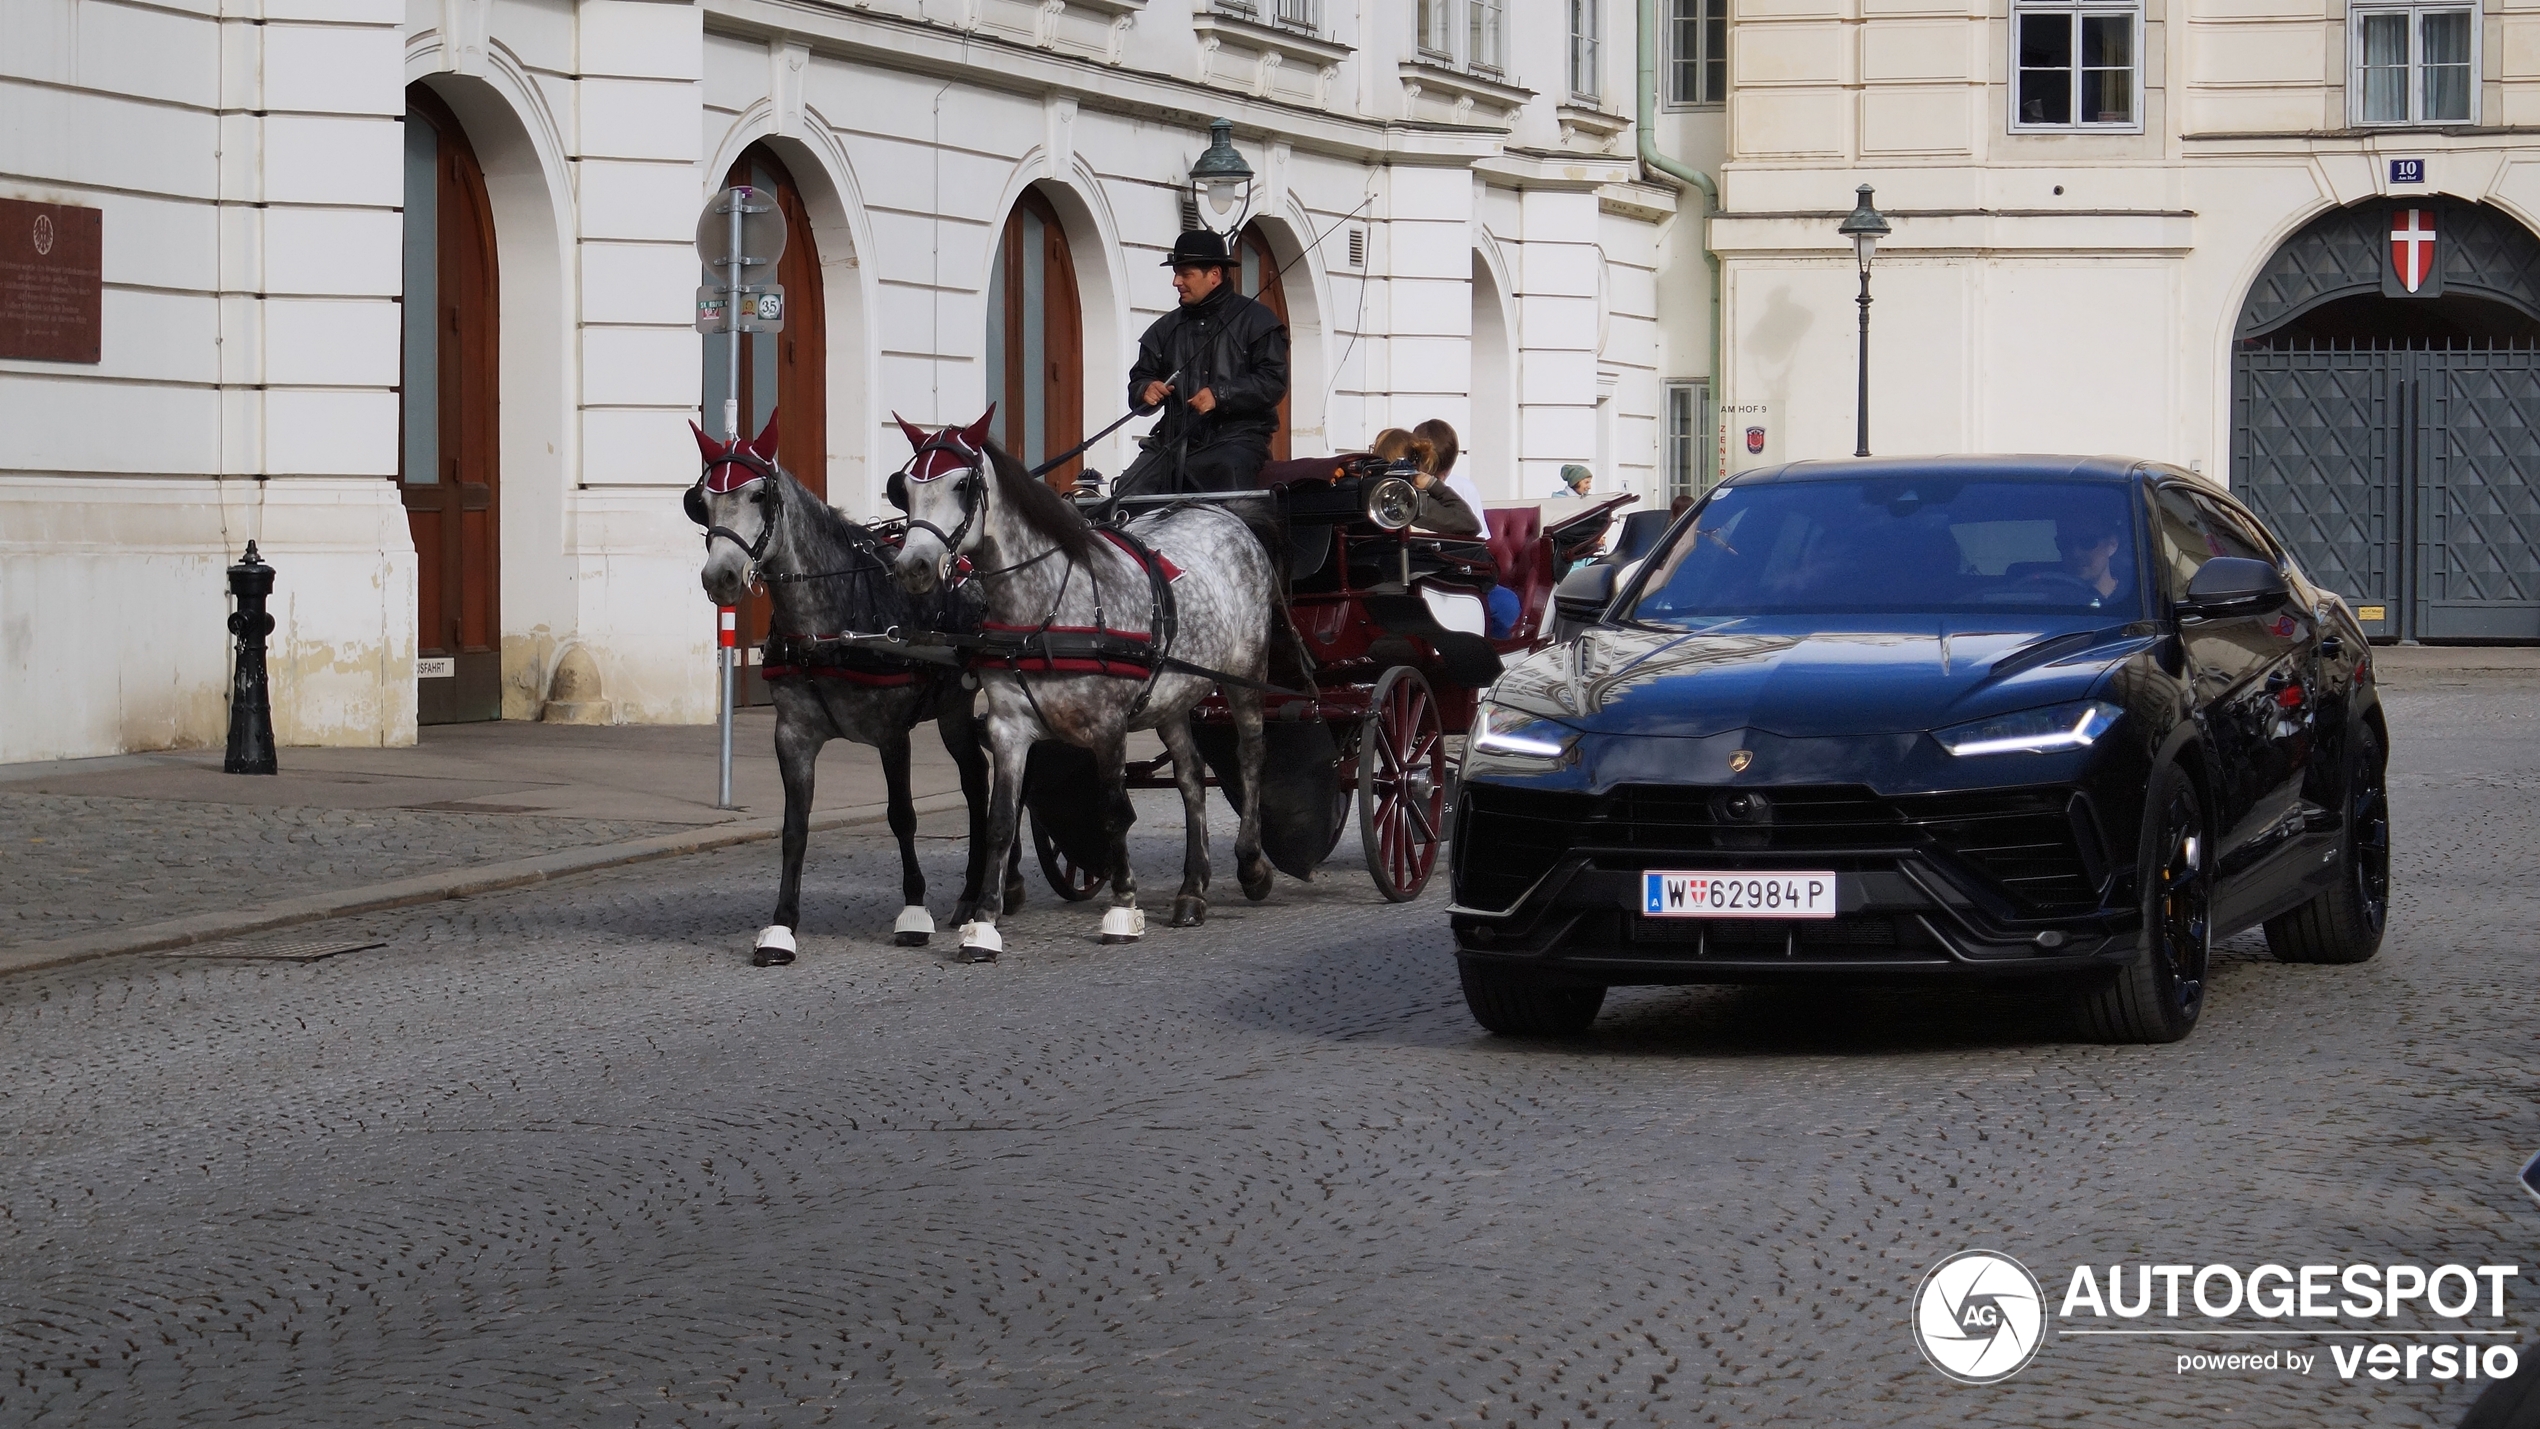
[1,0,1686,762]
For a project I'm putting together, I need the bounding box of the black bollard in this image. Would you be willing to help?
[223,541,278,775]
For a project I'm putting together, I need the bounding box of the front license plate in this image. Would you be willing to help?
[1642,871,1839,919]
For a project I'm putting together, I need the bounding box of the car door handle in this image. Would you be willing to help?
[2319,633,2345,658]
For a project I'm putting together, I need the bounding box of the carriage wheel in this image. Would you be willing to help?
[1324,723,1361,862]
[1031,812,1106,902]
[1358,667,1447,903]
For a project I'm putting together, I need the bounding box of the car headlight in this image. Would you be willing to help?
[1934,700,2122,757]
[1469,699,1577,761]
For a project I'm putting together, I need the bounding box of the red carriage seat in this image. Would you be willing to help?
[1485,506,1548,641]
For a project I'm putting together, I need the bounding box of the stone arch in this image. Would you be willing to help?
[403,48,574,720]
[1241,201,1331,455]
[2236,198,2540,341]
[1471,236,1519,499]
[706,109,885,518]
[983,155,1131,482]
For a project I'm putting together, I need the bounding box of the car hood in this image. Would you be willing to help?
[1495,616,2154,739]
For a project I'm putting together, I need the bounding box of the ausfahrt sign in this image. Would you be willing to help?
[0,198,102,363]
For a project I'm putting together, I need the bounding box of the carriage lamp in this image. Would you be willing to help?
[1836,185,1892,459]
[1188,118,1255,235]
[1363,475,1418,531]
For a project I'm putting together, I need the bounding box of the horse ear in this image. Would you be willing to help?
[749,407,781,463]
[961,406,997,449]
[690,420,725,462]
[893,412,930,451]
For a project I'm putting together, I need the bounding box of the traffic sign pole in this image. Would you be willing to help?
[716,605,738,810]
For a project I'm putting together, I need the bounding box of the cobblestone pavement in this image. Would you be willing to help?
[0,677,2534,1427]
[0,794,680,943]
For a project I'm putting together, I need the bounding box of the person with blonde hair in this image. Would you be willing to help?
[1369,427,1482,536]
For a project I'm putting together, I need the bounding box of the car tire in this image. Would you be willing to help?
[2078,760,2211,1045]
[1458,958,1605,1037]
[2265,725,2389,966]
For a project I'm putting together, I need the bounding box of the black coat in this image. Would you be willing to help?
[1127,283,1289,454]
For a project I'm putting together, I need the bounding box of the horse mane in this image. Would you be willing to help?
[984,440,1100,564]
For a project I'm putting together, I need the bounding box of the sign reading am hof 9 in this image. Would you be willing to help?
[0,198,103,364]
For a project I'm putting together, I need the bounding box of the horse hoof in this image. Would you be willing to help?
[893,904,935,947]
[1169,896,1207,928]
[958,921,1003,962]
[753,925,798,967]
[1099,905,1146,944]
[1240,859,1274,902]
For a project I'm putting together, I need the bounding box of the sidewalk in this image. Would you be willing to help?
[0,711,974,975]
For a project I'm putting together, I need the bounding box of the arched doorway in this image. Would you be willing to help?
[2232,199,2540,641]
[702,144,826,704]
[987,189,1085,488]
[1236,222,1291,462]
[1471,252,1514,500]
[402,85,501,725]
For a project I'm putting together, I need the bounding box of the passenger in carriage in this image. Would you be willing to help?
[1413,418,1490,515]
[1369,428,1483,537]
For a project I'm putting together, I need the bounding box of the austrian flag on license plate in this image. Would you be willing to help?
[1643,871,1839,919]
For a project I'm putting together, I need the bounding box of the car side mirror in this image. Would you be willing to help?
[1552,562,1619,626]
[2177,556,2288,617]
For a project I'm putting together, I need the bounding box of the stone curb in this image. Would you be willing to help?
[0,790,971,979]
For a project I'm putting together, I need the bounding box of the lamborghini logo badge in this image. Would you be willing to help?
[1729,749,1754,774]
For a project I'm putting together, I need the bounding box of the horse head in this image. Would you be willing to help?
[688,410,783,605]
[888,407,996,594]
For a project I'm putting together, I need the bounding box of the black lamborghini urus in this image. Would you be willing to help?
[1449,456,2390,1044]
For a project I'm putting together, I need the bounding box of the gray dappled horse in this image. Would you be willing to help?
[888,411,1277,960]
[689,413,1009,967]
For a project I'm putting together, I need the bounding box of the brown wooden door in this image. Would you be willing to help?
[987,189,1085,489]
[1238,223,1291,462]
[401,87,500,724]
[705,147,826,706]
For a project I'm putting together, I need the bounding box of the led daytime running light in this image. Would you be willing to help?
[1937,701,2122,757]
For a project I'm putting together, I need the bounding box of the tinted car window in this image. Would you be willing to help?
[2194,494,2280,565]
[1628,478,2145,622]
[2152,485,2216,597]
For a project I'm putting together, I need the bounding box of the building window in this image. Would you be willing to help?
[1665,383,1710,498]
[1668,0,1727,105]
[1470,0,1506,72]
[1219,0,1318,29]
[1417,0,1452,55]
[2011,0,2140,130]
[2352,2,2476,125]
[1569,0,1602,100]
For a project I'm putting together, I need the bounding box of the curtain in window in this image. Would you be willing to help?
[1569,0,1600,97]
[2421,10,2472,121]
[1471,0,1506,71]
[2360,12,2411,122]
[2080,14,2133,122]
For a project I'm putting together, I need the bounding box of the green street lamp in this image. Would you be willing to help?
[1188,118,1255,236]
[1837,185,1893,459]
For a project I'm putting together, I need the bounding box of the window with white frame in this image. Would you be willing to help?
[2351,1,2477,125]
[1569,0,1603,100]
[1470,0,1506,72]
[1220,0,1320,30]
[2011,0,2141,130]
[1416,0,1506,75]
[1665,384,1709,498]
[1668,0,1727,105]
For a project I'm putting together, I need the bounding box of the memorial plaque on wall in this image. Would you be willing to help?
[0,198,103,363]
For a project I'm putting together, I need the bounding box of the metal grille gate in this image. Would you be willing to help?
[2233,341,2540,641]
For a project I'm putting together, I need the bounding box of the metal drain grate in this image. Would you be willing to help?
[158,933,387,963]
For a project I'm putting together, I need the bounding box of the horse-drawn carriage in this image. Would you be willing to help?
[1021,456,1633,905]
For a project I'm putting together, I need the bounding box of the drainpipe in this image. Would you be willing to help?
[1636,0,1724,487]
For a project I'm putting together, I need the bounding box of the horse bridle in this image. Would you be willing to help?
[685,446,782,562]
[891,431,987,571]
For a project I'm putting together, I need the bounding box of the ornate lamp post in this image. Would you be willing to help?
[1837,185,1892,459]
[1187,118,1255,236]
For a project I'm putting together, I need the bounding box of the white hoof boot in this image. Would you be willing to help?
[893,904,936,947]
[958,920,1003,963]
[1099,905,1146,945]
[752,925,797,967]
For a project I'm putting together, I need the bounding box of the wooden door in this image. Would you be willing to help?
[987,189,1085,489]
[1238,223,1291,462]
[703,147,825,705]
[401,87,500,724]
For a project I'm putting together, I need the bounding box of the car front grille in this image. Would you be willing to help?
[1454,782,2104,917]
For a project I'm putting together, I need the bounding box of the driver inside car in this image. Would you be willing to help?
[2034,515,2127,603]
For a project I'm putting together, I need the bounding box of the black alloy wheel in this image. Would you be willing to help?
[1458,958,1605,1037]
[2265,725,2390,965]
[2079,761,2210,1044]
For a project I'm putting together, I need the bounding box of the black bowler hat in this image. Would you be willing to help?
[1162,229,1234,269]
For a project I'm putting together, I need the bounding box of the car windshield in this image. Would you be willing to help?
[1626,477,2145,623]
